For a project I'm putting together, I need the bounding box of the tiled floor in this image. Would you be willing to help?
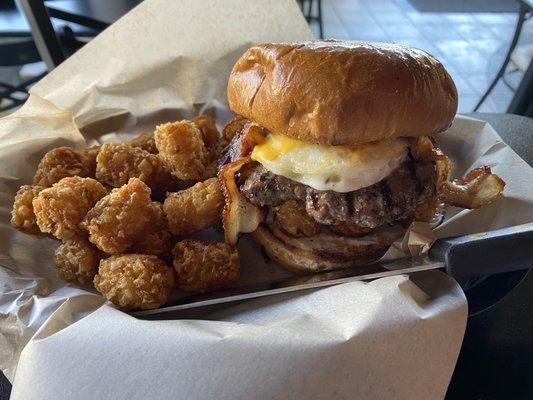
[311,0,532,113]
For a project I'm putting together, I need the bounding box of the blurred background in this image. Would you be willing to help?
[0,0,532,115]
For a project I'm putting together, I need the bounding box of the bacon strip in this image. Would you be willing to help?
[222,116,249,142]
[441,165,505,209]
[218,120,265,167]
[218,157,265,245]
[409,137,505,209]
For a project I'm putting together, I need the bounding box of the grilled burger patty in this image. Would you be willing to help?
[239,161,437,229]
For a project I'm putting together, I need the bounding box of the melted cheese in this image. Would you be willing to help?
[251,133,408,192]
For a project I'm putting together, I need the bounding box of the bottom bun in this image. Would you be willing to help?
[251,224,405,273]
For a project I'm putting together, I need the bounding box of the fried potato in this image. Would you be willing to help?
[130,204,173,259]
[55,237,103,284]
[202,140,229,179]
[163,178,223,235]
[33,147,91,186]
[130,228,173,260]
[82,178,161,254]
[95,142,174,197]
[154,121,208,180]
[11,184,45,233]
[94,254,174,309]
[128,132,157,154]
[203,159,219,180]
[172,240,239,292]
[82,145,100,178]
[194,115,227,179]
[193,115,219,150]
[273,200,320,237]
[33,177,107,239]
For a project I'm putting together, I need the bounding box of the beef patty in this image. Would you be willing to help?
[239,161,437,229]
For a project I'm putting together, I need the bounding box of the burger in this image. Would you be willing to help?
[218,40,505,273]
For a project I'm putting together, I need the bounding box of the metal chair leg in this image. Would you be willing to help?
[317,0,323,39]
[16,0,65,70]
[507,59,533,116]
[305,0,312,20]
[0,72,46,95]
[473,3,528,111]
[0,71,48,112]
[502,67,520,91]
[0,95,25,112]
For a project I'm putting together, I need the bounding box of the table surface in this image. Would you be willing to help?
[445,113,533,400]
[0,113,532,399]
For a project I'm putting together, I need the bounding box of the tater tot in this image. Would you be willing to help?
[55,237,103,284]
[163,178,223,235]
[130,204,173,259]
[11,184,45,233]
[33,177,107,239]
[82,178,161,254]
[172,240,239,292]
[94,254,174,309]
[128,132,157,154]
[130,229,173,260]
[203,159,219,180]
[82,145,100,178]
[33,147,91,187]
[193,115,228,179]
[95,142,174,197]
[154,121,208,180]
[193,115,220,150]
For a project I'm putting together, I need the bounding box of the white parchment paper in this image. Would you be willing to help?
[9,272,466,400]
[1,0,531,398]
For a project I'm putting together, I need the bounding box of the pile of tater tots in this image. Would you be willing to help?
[11,115,239,310]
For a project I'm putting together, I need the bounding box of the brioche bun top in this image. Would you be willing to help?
[227,40,458,145]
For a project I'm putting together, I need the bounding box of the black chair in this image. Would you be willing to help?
[0,1,44,111]
[1,0,138,110]
[16,0,141,70]
[297,0,323,39]
[15,0,93,70]
[508,59,533,116]
[474,0,532,111]
[0,0,96,110]
[0,38,45,111]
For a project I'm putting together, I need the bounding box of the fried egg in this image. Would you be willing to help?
[251,133,408,193]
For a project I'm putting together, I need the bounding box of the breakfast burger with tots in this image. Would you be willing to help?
[218,40,505,273]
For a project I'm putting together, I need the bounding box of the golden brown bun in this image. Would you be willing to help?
[251,224,404,273]
[228,40,458,145]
